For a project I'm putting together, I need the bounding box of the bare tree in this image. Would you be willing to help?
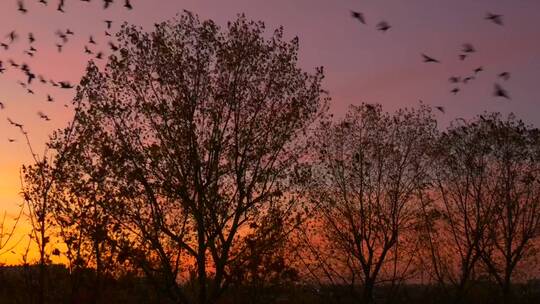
[20,145,56,304]
[304,103,437,303]
[420,116,498,301]
[469,113,540,303]
[0,208,23,257]
[46,11,327,304]
[18,96,82,304]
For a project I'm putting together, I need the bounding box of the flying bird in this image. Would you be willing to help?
[37,111,51,121]
[103,0,113,9]
[59,81,74,89]
[124,0,133,10]
[57,0,65,13]
[451,87,460,95]
[462,43,475,53]
[474,66,484,74]
[486,13,503,25]
[422,53,440,63]
[463,76,474,84]
[376,21,391,32]
[435,106,445,113]
[17,1,28,14]
[498,72,510,81]
[449,76,461,83]
[494,83,510,99]
[7,31,18,43]
[351,11,366,25]
[108,41,119,51]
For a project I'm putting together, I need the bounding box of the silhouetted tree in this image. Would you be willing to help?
[469,114,540,303]
[21,159,56,304]
[419,116,499,301]
[47,11,327,304]
[304,104,437,303]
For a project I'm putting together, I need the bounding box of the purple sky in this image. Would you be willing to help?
[0,0,539,217]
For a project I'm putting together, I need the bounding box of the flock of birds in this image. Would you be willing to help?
[0,2,518,144]
[1,0,132,143]
[17,0,132,13]
[350,10,512,114]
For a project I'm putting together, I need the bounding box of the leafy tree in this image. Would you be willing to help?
[47,11,327,304]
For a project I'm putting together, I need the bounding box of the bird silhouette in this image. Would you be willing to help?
[422,54,440,63]
[124,0,133,10]
[7,31,18,43]
[376,21,391,32]
[474,66,483,74]
[37,111,51,121]
[56,30,68,43]
[451,87,460,95]
[351,11,366,25]
[17,1,28,14]
[84,45,93,54]
[57,0,65,13]
[449,76,461,83]
[59,81,74,89]
[486,13,503,25]
[463,76,474,84]
[498,72,510,81]
[108,41,119,51]
[103,0,113,9]
[494,83,510,99]
[435,106,445,113]
[462,43,475,53]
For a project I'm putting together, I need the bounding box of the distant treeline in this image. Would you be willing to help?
[3,12,540,304]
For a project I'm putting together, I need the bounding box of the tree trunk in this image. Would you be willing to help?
[502,279,512,304]
[197,226,207,304]
[362,278,375,304]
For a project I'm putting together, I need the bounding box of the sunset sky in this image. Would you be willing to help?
[0,0,539,261]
